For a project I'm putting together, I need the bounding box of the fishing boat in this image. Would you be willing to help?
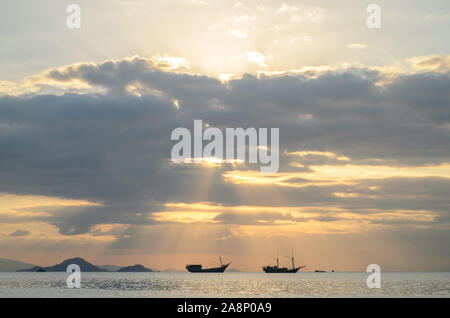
[262,253,305,273]
[186,256,230,273]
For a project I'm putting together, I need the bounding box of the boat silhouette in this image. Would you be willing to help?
[186,256,230,273]
[262,252,305,273]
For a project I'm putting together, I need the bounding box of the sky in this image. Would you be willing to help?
[0,0,449,271]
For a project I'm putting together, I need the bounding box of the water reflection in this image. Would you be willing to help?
[0,272,449,298]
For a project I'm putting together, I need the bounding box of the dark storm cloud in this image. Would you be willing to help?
[0,57,449,234]
[43,57,450,164]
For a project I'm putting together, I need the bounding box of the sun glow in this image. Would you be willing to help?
[154,55,189,70]
[223,162,450,187]
[152,202,438,235]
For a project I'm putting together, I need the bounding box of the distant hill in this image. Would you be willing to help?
[99,265,121,272]
[116,264,153,272]
[227,268,242,272]
[0,258,37,272]
[19,257,107,272]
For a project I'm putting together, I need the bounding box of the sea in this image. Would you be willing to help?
[0,272,449,298]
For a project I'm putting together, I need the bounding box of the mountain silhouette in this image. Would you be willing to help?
[116,264,153,272]
[19,257,107,272]
[0,258,37,272]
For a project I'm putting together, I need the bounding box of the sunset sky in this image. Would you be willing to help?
[0,0,449,271]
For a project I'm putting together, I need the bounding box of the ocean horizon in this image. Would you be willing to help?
[1,272,449,298]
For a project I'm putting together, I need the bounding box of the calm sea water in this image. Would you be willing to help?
[0,272,449,298]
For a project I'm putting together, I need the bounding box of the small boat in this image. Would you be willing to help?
[186,257,230,273]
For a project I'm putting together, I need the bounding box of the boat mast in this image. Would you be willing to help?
[291,249,295,269]
[219,256,223,267]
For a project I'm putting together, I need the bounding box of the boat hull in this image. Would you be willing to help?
[186,263,230,273]
[262,266,302,273]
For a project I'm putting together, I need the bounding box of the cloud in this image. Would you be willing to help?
[409,55,450,73]
[8,229,30,236]
[0,56,449,252]
[246,51,266,67]
[347,43,368,49]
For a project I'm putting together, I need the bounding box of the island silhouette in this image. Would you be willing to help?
[16,257,154,272]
